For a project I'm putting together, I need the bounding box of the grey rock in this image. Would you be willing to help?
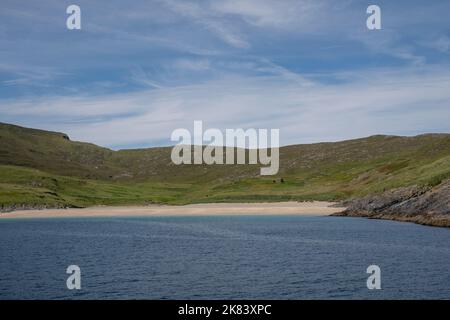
[334,180,450,227]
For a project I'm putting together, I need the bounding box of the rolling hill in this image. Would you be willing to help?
[1,122,450,224]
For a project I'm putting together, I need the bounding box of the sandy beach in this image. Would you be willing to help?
[0,201,344,219]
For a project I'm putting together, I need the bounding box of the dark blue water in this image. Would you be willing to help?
[0,215,449,299]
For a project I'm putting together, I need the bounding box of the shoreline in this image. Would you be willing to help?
[0,201,343,219]
[332,212,450,228]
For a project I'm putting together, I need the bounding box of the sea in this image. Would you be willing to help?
[0,215,449,299]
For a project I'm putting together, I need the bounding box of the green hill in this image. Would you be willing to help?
[1,122,450,209]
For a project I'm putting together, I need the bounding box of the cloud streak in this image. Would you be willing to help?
[0,0,449,148]
[1,65,449,148]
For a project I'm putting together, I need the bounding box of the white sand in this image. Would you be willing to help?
[0,201,344,219]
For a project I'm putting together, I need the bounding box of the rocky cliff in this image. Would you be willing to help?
[334,180,450,227]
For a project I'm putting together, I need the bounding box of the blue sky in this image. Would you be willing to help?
[0,0,450,149]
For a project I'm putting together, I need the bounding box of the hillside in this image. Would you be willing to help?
[1,122,450,223]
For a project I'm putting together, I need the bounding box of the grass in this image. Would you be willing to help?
[1,122,450,208]
[0,165,196,207]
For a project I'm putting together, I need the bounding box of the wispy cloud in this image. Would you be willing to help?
[159,0,251,48]
[1,65,449,148]
[422,35,450,53]
[0,0,449,148]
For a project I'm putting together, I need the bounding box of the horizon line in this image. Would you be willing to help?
[2,121,449,152]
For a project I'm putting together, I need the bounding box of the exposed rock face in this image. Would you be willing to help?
[334,180,450,227]
[0,203,73,213]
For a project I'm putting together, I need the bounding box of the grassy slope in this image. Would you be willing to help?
[1,122,450,208]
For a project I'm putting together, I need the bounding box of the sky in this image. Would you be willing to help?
[0,0,450,149]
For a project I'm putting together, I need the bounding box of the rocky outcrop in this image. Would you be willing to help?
[0,203,74,213]
[333,180,450,227]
